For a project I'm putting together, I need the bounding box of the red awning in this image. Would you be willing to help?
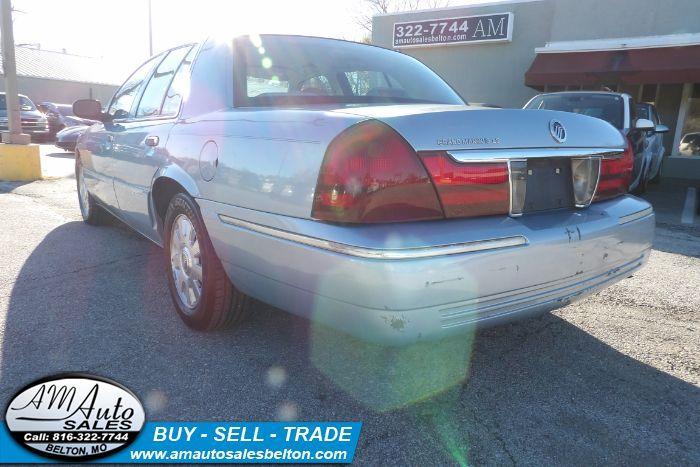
[525,45,700,87]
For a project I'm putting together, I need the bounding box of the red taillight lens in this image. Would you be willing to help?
[594,138,634,202]
[312,121,443,223]
[419,151,510,218]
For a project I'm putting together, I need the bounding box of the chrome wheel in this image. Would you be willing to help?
[77,163,90,217]
[170,214,203,311]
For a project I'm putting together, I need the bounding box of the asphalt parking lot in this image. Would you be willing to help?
[1,146,698,465]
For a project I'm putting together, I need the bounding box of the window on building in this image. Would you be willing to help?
[108,55,162,119]
[136,46,192,118]
[678,83,700,157]
[641,84,657,104]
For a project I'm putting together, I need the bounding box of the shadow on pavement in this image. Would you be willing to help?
[44,151,75,159]
[1,220,698,464]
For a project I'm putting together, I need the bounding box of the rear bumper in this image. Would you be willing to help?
[0,123,50,136]
[199,195,655,345]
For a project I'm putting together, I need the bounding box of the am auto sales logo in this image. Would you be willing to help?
[5,373,145,461]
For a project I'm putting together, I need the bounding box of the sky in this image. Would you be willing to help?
[10,0,500,72]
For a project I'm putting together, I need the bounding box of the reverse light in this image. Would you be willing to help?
[571,157,601,207]
[312,121,443,223]
[419,151,510,218]
[594,138,634,202]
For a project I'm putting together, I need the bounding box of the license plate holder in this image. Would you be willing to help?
[522,158,574,213]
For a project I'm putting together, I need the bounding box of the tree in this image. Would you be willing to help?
[355,0,451,41]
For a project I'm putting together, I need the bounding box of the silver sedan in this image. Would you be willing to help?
[73,35,654,345]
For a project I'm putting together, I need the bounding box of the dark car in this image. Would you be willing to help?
[37,102,95,137]
[0,93,50,142]
[55,124,88,151]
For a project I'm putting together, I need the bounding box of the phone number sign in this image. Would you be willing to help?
[393,12,513,48]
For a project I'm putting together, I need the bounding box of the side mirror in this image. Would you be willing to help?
[634,118,655,131]
[655,124,670,133]
[73,99,108,121]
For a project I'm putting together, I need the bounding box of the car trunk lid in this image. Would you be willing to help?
[332,104,626,151]
[331,104,629,218]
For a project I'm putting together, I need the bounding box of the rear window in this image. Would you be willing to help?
[525,93,624,129]
[237,35,464,107]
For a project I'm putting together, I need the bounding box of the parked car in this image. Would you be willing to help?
[55,124,88,151]
[37,102,96,137]
[636,102,666,181]
[679,132,700,156]
[524,92,669,193]
[0,93,50,142]
[73,35,654,345]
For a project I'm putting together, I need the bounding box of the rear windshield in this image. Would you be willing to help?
[236,35,464,107]
[0,95,36,111]
[525,93,624,129]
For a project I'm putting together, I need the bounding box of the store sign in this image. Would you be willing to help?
[393,12,513,48]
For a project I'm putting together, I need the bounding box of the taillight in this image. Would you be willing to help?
[312,121,443,223]
[594,138,634,202]
[419,151,510,218]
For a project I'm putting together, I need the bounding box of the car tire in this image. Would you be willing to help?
[75,157,106,225]
[164,193,250,331]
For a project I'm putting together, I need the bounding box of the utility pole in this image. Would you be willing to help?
[148,0,153,56]
[0,0,29,144]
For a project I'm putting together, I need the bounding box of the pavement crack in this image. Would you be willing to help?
[465,404,517,466]
[1,252,159,293]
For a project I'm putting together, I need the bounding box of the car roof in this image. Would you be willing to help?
[0,92,31,98]
[535,91,629,98]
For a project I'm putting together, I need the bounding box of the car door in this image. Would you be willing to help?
[83,55,162,209]
[626,97,648,189]
[110,45,193,240]
[646,105,664,179]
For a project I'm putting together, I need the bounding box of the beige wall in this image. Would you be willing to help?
[372,0,700,108]
[372,0,555,108]
[0,76,118,105]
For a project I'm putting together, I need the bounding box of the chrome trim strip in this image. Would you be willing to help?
[218,215,528,260]
[507,158,526,217]
[618,207,654,225]
[447,147,623,162]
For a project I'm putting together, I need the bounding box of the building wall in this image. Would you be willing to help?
[549,0,700,42]
[0,76,118,105]
[372,0,554,108]
[372,0,700,108]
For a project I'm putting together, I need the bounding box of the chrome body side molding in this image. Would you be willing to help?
[618,206,654,225]
[218,215,528,260]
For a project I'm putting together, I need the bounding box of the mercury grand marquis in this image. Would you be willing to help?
[72,35,655,345]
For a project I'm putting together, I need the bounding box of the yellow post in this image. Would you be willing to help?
[0,144,41,181]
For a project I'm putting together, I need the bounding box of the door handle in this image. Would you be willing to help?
[145,135,159,147]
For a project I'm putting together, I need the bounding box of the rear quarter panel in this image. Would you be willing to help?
[165,108,365,218]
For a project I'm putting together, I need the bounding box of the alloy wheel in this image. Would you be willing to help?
[170,214,203,311]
